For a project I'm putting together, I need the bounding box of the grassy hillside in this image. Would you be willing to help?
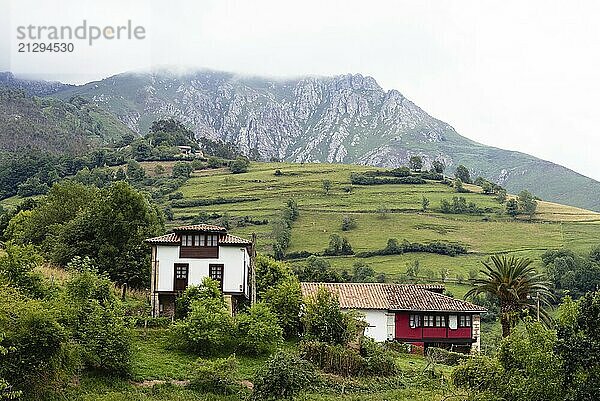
[159,161,600,297]
[0,87,134,155]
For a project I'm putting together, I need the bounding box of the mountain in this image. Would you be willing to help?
[37,69,600,211]
[0,87,134,155]
[0,72,73,96]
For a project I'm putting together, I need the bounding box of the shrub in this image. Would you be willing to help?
[0,243,48,299]
[235,303,283,355]
[64,266,132,376]
[274,169,283,176]
[299,341,364,377]
[171,296,234,355]
[190,355,240,394]
[253,351,317,400]
[302,288,355,345]
[229,157,250,174]
[452,356,502,392]
[341,215,357,231]
[175,278,223,319]
[355,239,466,258]
[172,162,193,178]
[208,157,225,168]
[171,196,259,208]
[262,278,302,338]
[254,255,293,296]
[426,347,469,366]
[350,173,425,185]
[360,338,397,376]
[0,291,72,397]
[323,234,353,256]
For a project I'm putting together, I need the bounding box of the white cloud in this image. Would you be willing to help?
[2,0,599,180]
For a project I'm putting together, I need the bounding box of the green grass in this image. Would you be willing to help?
[61,328,456,401]
[166,161,600,286]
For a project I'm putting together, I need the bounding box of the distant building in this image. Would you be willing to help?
[177,145,192,155]
[301,282,486,353]
[146,224,253,317]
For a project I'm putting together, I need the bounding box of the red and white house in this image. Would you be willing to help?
[301,282,486,352]
[146,224,253,317]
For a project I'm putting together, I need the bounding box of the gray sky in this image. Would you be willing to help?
[2,0,599,180]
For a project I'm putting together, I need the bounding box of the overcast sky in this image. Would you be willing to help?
[1,0,599,180]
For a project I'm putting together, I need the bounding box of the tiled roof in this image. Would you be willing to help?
[220,234,252,245]
[145,230,251,247]
[145,233,179,244]
[173,224,227,232]
[300,282,486,313]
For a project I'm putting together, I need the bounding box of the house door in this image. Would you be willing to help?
[209,264,224,290]
[174,263,189,291]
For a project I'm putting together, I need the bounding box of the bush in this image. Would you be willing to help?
[229,157,250,174]
[190,355,240,394]
[356,239,466,258]
[64,266,132,376]
[0,291,72,397]
[323,234,353,256]
[341,215,357,231]
[235,303,283,355]
[253,351,318,400]
[426,347,469,366]
[350,173,425,185]
[171,296,234,355]
[262,278,302,338]
[171,196,259,208]
[452,356,502,392]
[299,341,364,377]
[360,338,397,376]
[172,162,193,178]
[302,288,356,345]
[175,278,223,319]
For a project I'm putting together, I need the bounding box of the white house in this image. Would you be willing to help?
[146,224,253,317]
[301,282,486,353]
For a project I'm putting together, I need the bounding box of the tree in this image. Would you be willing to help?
[172,162,193,178]
[322,179,332,194]
[262,277,303,338]
[126,159,146,182]
[302,287,354,345]
[455,165,471,184]
[454,178,465,193]
[323,234,353,256]
[235,302,283,355]
[421,196,430,212]
[506,198,519,218]
[229,157,250,174]
[409,155,423,171]
[465,255,552,337]
[495,189,508,204]
[341,215,357,231]
[518,190,537,219]
[555,292,600,400]
[0,244,47,298]
[254,254,292,296]
[295,256,341,283]
[432,160,445,174]
[154,164,166,176]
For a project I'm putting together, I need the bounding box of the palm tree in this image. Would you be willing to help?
[465,255,552,337]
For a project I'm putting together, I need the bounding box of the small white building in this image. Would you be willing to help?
[146,224,252,316]
[301,282,486,353]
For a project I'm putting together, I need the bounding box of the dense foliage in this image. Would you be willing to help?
[4,181,164,288]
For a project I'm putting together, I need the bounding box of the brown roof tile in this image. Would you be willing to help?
[174,224,227,232]
[145,233,179,244]
[300,282,486,313]
[145,230,251,247]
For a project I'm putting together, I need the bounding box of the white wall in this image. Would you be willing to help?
[155,245,249,295]
[344,309,393,342]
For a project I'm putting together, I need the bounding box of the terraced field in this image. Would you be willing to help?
[168,162,600,297]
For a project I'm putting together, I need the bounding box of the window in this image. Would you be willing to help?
[175,264,188,279]
[199,234,205,247]
[209,264,224,289]
[181,235,194,247]
[423,315,434,327]
[194,235,200,246]
[459,315,472,327]
[409,314,421,328]
[435,315,446,327]
[207,234,218,247]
